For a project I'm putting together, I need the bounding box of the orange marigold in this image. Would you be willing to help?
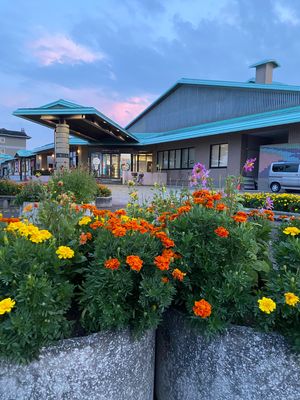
[214,226,229,238]
[172,268,186,281]
[112,226,127,237]
[154,255,170,271]
[126,255,143,272]
[161,277,169,283]
[90,221,104,230]
[232,211,248,223]
[114,209,127,216]
[193,299,212,318]
[216,203,226,211]
[104,258,120,270]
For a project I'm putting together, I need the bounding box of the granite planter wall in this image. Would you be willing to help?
[0,329,155,400]
[95,196,112,208]
[156,310,300,400]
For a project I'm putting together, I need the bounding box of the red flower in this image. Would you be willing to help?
[193,299,212,318]
[104,258,120,270]
[214,226,229,238]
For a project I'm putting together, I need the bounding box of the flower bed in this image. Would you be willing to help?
[240,192,300,213]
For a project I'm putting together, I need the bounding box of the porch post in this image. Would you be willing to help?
[55,123,70,170]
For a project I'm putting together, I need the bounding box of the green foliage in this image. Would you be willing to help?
[0,229,73,363]
[80,224,176,335]
[49,168,98,203]
[241,192,300,213]
[14,181,47,206]
[168,205,272,334]
[96,184,112,197]
[0,180,21,196]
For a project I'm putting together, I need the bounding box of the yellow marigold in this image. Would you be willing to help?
[285,292,300,307]
[56,246,74,259]
[0,297,15,315]
[78,216,92,226]
[258,297,276,314]
[283,227,300,236]
[38,230,52,241]
[6,221,24,232]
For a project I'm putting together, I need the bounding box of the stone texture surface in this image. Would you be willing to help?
[0,329,155,400]
[156,310,300,400]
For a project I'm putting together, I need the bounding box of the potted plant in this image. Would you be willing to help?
[154,181,300,399]
[95,184,112,208]
[0,179,21,209]
[0,202,177,399]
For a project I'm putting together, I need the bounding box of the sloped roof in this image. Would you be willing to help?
[135,105,300,145]
[126,78,300,129]
[15,150,35,158]
[0,153,15,164]
[13,99,138,143]
[0,128,30,139]
[32,136,91,153]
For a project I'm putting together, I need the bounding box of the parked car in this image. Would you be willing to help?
[269,162,300,192]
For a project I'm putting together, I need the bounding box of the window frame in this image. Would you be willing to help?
[157,147,195,170]
[209,143,228,169]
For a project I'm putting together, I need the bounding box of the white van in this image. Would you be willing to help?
[269,162,300,192]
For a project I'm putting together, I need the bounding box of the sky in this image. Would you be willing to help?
[2,0,300,148]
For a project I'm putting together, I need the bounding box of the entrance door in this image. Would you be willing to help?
[101,153,120,179]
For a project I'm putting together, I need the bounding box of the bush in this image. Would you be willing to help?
[49,168,98,203]
[241,192,300,213]
[0,180,21,196]
[14,181,47,206]
[0,220,73,362]
[96,184,112,198]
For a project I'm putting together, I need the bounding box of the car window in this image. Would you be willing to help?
[272,163,299,173]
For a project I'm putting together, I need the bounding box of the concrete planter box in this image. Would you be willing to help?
[0,195,16,209]
[0,329,155,400]
[95,196,112,208]
[156,310,300,400]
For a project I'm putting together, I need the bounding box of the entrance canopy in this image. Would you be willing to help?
[13,99,138,144]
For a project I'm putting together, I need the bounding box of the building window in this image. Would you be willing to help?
[157,147,195,170]
[210,144,228,168]
[0,137,5,143]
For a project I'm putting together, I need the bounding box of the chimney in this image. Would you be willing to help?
[249,59,280,84]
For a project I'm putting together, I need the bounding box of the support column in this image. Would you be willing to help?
[55,124,70,170]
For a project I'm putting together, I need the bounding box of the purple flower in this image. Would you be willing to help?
[243,158,256,172]
[265,196,274,210]
[190,163,210,188]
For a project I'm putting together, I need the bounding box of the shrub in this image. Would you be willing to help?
[0,220,74,362]
[49,168,98,203]
[79,208,176,334]
[241,192,300,213]
[14,181,47,206]
[96,184,112,197]
[167,190,272,335]
[0,180,21,196]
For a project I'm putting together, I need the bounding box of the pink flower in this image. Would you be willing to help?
[243,158,256,172]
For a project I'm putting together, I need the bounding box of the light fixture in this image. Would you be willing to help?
[38,155,42,160]
[77,149,81,154]
[51,154,54,158]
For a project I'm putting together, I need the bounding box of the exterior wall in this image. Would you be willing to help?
[78,146,89,166]
[0,136,27,156]
[258,143,300,190]
[128,85,300,133]
[151,133,243,187]
[289,126,300,143]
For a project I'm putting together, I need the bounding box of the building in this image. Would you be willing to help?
[11,60,300,188]
[0,128,30,157]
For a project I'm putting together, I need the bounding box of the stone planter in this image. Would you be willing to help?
[0,329,155,400]
[95,196,112,208]
[0,195,16,209]
[156,310,300,400]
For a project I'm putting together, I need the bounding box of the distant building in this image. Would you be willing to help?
[12,59,300,189]
[0,128,30,157]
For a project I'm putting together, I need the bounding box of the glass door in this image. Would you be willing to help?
[101,153,120,179]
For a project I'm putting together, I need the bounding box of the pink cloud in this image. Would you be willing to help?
[30,34,105,66]
[104,96,153,125]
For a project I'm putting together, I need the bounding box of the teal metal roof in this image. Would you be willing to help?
[0,154,15,164]
[126,77,300,129]
[135,105,300,145]
[32,136,91,153]
[249,59,280,68]
[15,150,35,158]
[13,99,138,143]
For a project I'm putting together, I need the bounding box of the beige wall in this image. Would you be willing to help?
[150,133,242,187]
[0,136,27,156]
